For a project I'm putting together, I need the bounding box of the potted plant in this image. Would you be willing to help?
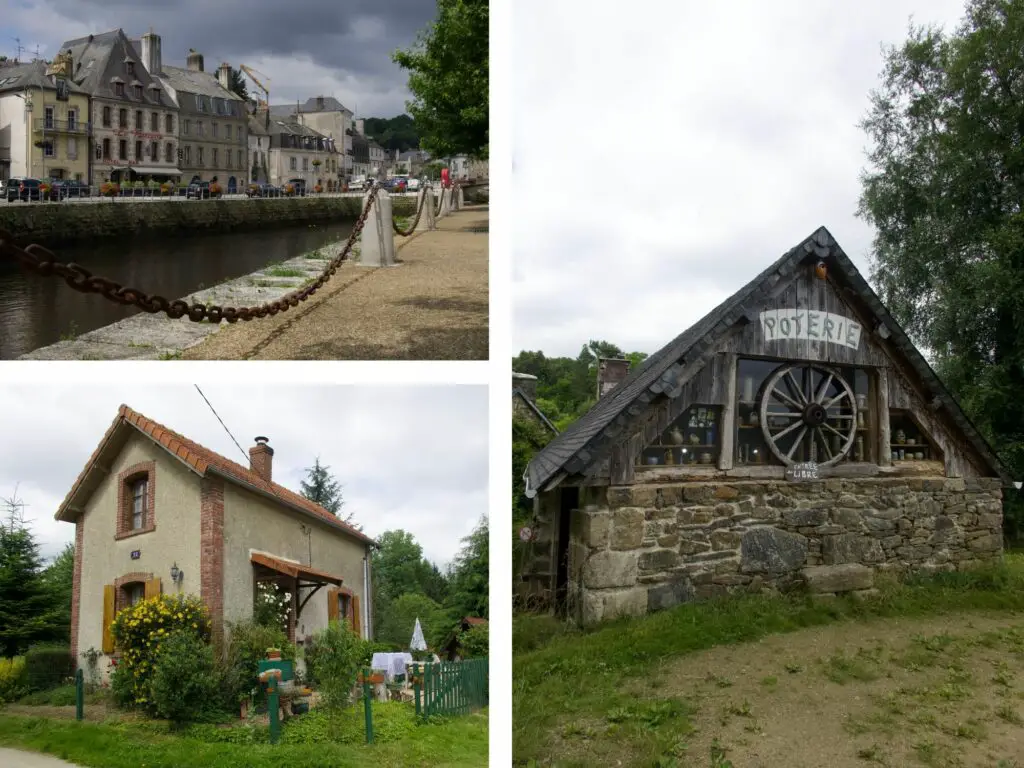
[284,183,295,196]
[312,159,322,168]
[160,182,172,196]
[209,182,223,198]
[314,184,322,194]
[39,182,51,200]
[100,182,118,197]
[266,647,282,661]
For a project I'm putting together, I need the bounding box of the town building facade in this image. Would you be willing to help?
[59,29,180,184]
[61,405,375,671]
[144,42,248,192]
[521,227,1012,625]
[266,118,340,191]
[272,96,353,183]
[247,113,270,184]
[0,56,91,182]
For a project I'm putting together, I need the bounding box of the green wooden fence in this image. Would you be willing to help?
[413,658,488,719]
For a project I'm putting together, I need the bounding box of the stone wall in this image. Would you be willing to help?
[0,196,416,247]
[570,477,1004,625]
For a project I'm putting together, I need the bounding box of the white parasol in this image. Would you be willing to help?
[410,617,427,651]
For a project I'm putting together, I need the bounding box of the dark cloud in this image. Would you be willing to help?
[7,0,437,115]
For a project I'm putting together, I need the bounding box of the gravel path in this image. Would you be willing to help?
[182,205,489,360]
[0,748,83,767]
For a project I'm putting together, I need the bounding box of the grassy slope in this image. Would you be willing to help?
[0,705,488,768]
[513,556,1024,766]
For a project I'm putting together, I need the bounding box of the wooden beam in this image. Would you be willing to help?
[877,367,891,467]
[718,354,737,471]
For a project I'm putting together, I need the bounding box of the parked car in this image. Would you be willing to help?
[349,176,368,191]
[407,177,421,192]
[186,181,211,200]
[5,177,43,202]
[48,179,91,200]
[248,182,281,198]
[285,178,307,197]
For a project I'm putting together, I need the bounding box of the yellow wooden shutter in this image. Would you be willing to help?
[102,585,115,653]
[352,595,361,637]
[327,587,339,623]
[144,578,161,599]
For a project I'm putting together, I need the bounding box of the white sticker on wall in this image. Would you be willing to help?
[759,309,862,350]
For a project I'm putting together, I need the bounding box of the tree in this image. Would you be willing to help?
[363,115,421,153]
[446,516,488,619]
[226,67,249,102]
[858,0,1024,529]
[300,457,344,516]
[39,543,74,644]
[393,0,488,158]
[373,592,449,649]
[0,492,52,656]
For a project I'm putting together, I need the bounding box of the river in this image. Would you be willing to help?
[0,221,354,359]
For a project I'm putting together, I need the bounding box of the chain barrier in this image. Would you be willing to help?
[392,186,428,237]
[0,185,381,324]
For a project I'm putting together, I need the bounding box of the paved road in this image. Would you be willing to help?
[0,748,82,767]
[182,205,490,360]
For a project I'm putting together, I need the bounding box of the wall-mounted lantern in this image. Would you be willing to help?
[170,562,185,586]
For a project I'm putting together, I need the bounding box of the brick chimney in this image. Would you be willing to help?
[597,358,630,399]
[249,436,274,482]
[512,372,538,401]
[217,62,231,91]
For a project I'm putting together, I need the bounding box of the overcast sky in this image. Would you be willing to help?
[0,384,487,569]
[2,0,434,117]
[512,0,968,358]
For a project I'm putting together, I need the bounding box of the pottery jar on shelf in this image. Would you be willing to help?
[895,429,906,445]
[699,452,712,465]
[668,426,685,446]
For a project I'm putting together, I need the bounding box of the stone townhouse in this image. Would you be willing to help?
[60,405,375,672]
[272,96,352,182]
[58,29,180,185]
[520,227,1013,625]
[247,113,270,184]
[0,56,91,182]
[368,139,387,179]
[141,41,248,192]
[265,118,341,192]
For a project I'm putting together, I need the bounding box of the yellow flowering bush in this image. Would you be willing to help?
[110,594,210,711]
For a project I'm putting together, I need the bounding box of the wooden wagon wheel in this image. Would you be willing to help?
[758,363,857,467]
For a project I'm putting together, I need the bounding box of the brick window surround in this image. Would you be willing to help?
[115,462,156,540]
[114,571,153,614]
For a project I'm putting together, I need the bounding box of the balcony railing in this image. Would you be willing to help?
[34,118,90,135]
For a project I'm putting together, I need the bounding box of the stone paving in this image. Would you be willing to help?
[0,748,83,767]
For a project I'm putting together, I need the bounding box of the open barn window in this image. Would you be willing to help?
[735,358,874,466]
[638,405,723,467]
[888,409,942,464]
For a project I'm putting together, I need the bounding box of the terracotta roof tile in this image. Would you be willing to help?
[57,405,373,545]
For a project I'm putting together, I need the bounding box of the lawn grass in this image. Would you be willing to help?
[0,703,488,767]
[512,555,1024,766]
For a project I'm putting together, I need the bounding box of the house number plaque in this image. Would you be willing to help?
[759,309,862,351]
[130,550,141,560]
[785,462,821,482]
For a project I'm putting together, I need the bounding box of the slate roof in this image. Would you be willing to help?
[0,60,90,95]
[525,226,1013,494]
[158,64,243,101]
[55,404,374,545]
[58,29,172,107]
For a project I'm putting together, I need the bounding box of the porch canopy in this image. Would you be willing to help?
[251,552,344,634]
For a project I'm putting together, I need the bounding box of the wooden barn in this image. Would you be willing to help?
[520,227,1013,625]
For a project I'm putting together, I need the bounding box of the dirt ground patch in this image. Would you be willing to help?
[607,612,1024,767]
[181,205,488,360]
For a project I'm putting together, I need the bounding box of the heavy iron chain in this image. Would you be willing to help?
[0,185,381,324]
[393,186,428,237]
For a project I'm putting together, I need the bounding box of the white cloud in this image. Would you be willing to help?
[0,384,486,569]
[512,0,967,357]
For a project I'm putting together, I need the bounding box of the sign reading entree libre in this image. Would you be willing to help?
[759,309,862,351]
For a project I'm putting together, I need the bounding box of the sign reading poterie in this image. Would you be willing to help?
[785,462,821,482]
[759,309,862,351]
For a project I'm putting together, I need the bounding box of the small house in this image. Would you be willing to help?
[59,405,375,673]
[521,227,1012,625]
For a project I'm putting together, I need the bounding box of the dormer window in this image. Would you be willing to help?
[114,82,125,97]
[126,61,134,76]
[133,85,143,100]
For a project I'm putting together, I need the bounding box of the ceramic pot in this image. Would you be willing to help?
[699,452,712,465]
[647,456,659,465]
[895,430,906,445]
[688,433,701,446]
[668,426,685,445]
[915,452,924,460]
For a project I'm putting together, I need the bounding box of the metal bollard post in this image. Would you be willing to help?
[75,668,83,722]
[268,676,280,745]
[362,667,374,744]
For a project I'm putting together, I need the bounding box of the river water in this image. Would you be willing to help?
[0,222,354,359]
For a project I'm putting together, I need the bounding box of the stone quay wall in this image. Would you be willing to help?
[0,196,416,248]
[570,476,1004,625]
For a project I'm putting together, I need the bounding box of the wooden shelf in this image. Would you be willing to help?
[649,444,717,450]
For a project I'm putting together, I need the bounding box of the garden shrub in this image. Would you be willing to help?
[306,620,363,710]
[223,620,294,707]
[24,644,74,691]
[0,657,28,703]
[459,624,489,659]
[109,593,210,712]
[150,630,219,724]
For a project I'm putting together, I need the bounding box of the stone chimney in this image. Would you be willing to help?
[186,48,204,72]
[217,62,231,91]
[597,358,630,399]
[249,436,274,482]
[355,118,365,135]
[140,29,161,75]
[512,372,538,401]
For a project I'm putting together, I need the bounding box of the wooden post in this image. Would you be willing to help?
[719,354,737,470]
[877,368,891,467]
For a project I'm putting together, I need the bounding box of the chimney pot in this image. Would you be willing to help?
[249,437,274,482]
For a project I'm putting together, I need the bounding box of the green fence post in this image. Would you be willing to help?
[413,663,422,720]
[268,676,280,745]
[362,667,374,744]
[74,668,83,721]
